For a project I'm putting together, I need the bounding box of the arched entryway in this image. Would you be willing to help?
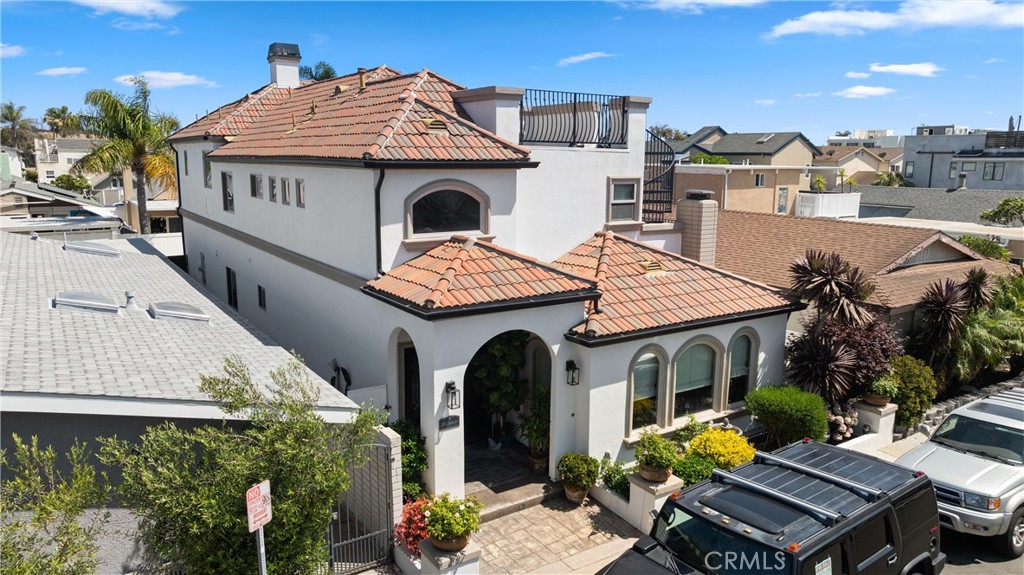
[393,329,420,426]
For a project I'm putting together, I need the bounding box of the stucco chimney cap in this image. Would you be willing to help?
[267,43,301,61]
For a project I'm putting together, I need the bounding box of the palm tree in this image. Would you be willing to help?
[789,249,876,330]
[913,279,968,382]
[836,168,847,193]
[787,330,858,404]
[961,267,992,313]
[950,307,1024,384]
[299,61,337,81]
[811,174,827,192]
[43,106,80,138]
[873,171,914,187]
[74,78,178,234]
[1,101,38,161]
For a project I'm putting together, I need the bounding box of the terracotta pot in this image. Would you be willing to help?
[430,534,470,552]
[564,483,590,504]
[638,464,673,483]
[863,392,890,407]
[528,453,548,474]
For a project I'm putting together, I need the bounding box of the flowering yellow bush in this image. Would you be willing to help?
[688,428,754,470]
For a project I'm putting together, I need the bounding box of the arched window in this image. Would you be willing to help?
[412,189,481,234]
[631,352,661,431]
[673,344,717,416]
[728,335,752,404]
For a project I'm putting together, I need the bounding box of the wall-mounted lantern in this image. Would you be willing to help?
[445,380,461,410]
[565,360,580,386]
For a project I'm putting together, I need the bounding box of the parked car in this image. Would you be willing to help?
[599,440,945,575]
[896,386,1024,558]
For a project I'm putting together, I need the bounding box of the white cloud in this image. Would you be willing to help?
[557,51,618,67]
[753,99,776,105]
[115,70,218,89]
[638,0,765,13]
[845,71,871,78]
[112,18,166,31]
[37,66,88,76]
[794,91,822,98]
[1,43,25,58]
[984,57,1004,64]
[766,0,1023,38]
[869,62,944,77]
[72,0,181,18]
[832,85,896,99]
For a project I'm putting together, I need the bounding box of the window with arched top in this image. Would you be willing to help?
[727,330,759,406]
[673,343,718,416]
[630,351,662,431]
[411,189,481,235]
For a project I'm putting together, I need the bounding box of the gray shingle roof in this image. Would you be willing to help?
[665,125,723,154]
[0,232,357,418]
[710,132,822,156]
[2,177,107,209]
[51,137,105,152]
[857,185,1024,225]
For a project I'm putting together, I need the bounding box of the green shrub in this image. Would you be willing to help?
[672,414,709,449]
[599,456,630,501]
[870,375,900,397]
[425,493,482,541]
[687,429,755,469]
[889,355,938,428]
[635,428,679,469]
[673,453,715,485]
[387,419,428,500]
[557,452,600,489]
[746,386,828,447]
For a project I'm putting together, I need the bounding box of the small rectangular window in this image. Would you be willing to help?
[250,174,263,198]
[853,515,893,568]
[777,187,789,214]
[904,161,915,178]
[609,181,638,222]
[183,150,188,176]
[755,173,766,187]
[221,171,234,212]
[67,157,74,165]
[949,162,959,179]
[296,179,305,208]
[226,267,238,309]
[268,176,277,202]
[962,162,976,172]
[203,152,212,188]
[983,162,1005,180]
[258,285,267,310]
[45,170,55,179]
[281,178,290,205]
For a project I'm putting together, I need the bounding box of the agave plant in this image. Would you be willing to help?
[790,249,876,329]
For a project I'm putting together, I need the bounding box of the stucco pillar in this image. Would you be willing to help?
[422,364,466,498]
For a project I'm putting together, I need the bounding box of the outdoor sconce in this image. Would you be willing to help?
[565,360,580,386]
[445,380,461,410]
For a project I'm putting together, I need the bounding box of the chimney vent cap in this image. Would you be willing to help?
[267,42,301,60]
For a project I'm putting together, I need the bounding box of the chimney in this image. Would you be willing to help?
[678,190,718,266]
[267,42,301,88]
[450,86,526,142]
[958,172,968,189]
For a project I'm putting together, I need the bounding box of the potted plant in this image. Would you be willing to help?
[635,428,677,482]
[557,452,600,504]
[394,497,431,558]
[521,385,550,473]
[865,375,899,407]
[469,332,529,446]
[423,493,482,552]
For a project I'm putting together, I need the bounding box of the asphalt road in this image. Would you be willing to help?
[942,529,1024,575]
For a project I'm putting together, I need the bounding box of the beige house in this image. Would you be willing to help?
[812,146,904,188]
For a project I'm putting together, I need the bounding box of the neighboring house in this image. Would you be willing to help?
[672,128,821,214]
[715,211,1013,335]
[168,43,802,496]
[32,136,125,192]
[901,130,1023,190]
[1,146,24,179]
[826,129,904,148]
[664,125,725,163]
[0,230,359,572]
[116,182,183,234]
[0,177,125,240]
[812,146,905,187]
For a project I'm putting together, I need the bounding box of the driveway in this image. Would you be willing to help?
[942,530,1024,575]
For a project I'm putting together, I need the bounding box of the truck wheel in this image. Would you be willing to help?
[997,507,1024,558]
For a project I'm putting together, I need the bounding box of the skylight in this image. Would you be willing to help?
[54,291,119,314]
[148,302,210,323]
[756,133,775,144]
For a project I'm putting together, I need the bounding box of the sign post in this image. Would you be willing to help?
[246,480,272,575]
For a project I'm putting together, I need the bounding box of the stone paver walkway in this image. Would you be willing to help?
[474,497,641,574]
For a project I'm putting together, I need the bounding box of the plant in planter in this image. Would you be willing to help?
[557,452,600,504]
[395,497,431,557]
[687,428,755,470]
[866,375,899,406]
[673,453,715,486]
[470,332,529,444]
[424,493,482,552]
[635,428,678,482]
[599,455,630,501]
[521,385,550,472]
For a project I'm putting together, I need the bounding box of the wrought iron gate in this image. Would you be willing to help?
[643,129,677,223]
[324,442,395,575]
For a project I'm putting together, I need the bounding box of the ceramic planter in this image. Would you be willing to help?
[564,484,590,504]
[638,464,673,483]
[863,392,890,407]
[430,534,470,552]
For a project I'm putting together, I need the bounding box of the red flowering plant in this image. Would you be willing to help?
[394,497,431,557]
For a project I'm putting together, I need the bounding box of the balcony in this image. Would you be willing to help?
[795,191,861,218]
[520,89,627,147]
[38,153,59,163]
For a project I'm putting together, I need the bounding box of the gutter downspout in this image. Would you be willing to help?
[374,167,386,277]
[723,169,731,210]
[170,142,187,269]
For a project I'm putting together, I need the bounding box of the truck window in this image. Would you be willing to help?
[895,489,938,529]
[852,515,893,567]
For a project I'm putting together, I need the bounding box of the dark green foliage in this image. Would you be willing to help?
[557,452,600,490]
[746,386,828,447]
[673,453,715,486]
[387,419,428,500]
[635,428,679,469]
[690,152,728,165]
[672,414,709,449]
[888,356,938,428]
[785,326,858,404]
[52,173,91,193]
[521,383,550,457]
[470,331,529,428]
[23,168,37,183]
[299,61,338,81]
[979,197,1024,227]
[958,235,1011,262]
[649,124,688,140]
[790,249,876,328]
[599,456,630,501]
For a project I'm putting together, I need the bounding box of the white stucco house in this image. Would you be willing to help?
[169,43,802,496]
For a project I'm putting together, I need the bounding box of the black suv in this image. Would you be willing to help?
[600,440,946,575]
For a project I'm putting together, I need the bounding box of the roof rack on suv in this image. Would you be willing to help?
[710,468,844,526]
[754,451,885,502]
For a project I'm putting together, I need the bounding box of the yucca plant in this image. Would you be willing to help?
[786,330,858,404]
[913,279,968,383]
[961,267,992,313]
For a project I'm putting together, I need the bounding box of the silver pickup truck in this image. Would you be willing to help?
[896,387,1024,558]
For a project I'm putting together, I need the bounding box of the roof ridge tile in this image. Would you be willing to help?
[425,237,473,308]
[369,70,430,159]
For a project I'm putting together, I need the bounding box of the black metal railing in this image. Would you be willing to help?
[642,129,677,223]
[520,89,628,147]
[985,130,1024,149]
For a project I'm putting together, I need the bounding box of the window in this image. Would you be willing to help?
[949,162,959,179]
[754,173,766,187]
[226,267,238,309]
[258,285,267,310]
[609,180,639,222]
[111,175,122,188]
[203,153,212,188]
[296,179,305,208]
[412,189,481,234]
[221,172,234,212]
[904,161,915,178]
[66,157,74,165]
[250,174,263,198]
[14,196,23,205]
[983,162,1005,181]
[673,344,717,416]
[183,150,188,175]
[45,170,55,179]
[852,515,893,569]
[268,176,277,202]
[281,178,290,205]
[728,335,753,404]
[631,352,661,431]
[962,161,976,172]
[922,128,933,135]
[776,188,788,214]
[199,253,206,285]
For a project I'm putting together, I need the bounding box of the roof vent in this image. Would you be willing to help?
[640,261,663,274]
[333,85,344,97]
[148,302,210,323]
[54,291,120,314]
[62,240,120,258]
[424,118,448,133]
[878,151,887,158]
[756,133,775,144]
[685,189,715,200]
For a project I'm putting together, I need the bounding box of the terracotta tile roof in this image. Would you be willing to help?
[553,232,796,341]
[363,236,597,316]
[872,259,1015,309]
[171,66,531,164]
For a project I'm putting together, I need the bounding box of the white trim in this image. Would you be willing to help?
[404,179,491,240]
[670,335,725,420]
[625,344,668,436]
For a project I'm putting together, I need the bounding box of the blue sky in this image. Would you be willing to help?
[2,1,1022,144]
